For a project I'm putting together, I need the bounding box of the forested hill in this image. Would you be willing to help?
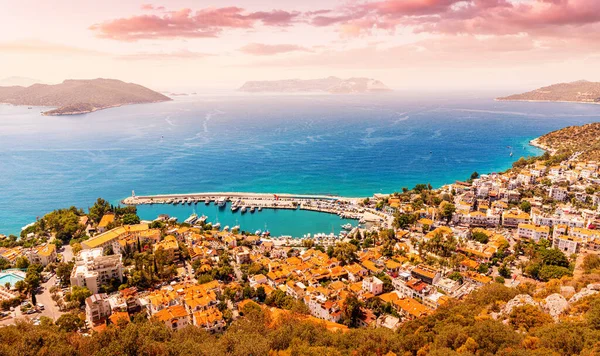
[536,123,600,161]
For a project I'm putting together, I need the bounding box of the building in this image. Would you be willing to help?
[97,214,116,234]
[81,224,150,251]
[502,210,531,227]
[362,276,384,296]
[70,248,124,294]
[24,243,56,266]
[411,264,441,285]
[154,305,190,331]
[153,235,180,263]
[85,293,111,324]
[517,224,550,242]
[553,235,582,254]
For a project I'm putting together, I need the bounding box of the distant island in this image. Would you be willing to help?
[0,78,171,115]
[497,80,600,104]
[238,76,392,94]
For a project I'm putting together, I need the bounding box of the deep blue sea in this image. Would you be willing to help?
[1,93,600,236]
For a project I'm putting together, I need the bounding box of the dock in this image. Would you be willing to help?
[120,191,382,223]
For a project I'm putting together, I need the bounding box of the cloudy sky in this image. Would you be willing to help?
[1,0,599,91]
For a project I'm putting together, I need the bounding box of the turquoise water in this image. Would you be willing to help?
[1,93,600,235]
[0,272,25,287]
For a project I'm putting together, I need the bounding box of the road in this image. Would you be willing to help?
[36,275,64,321]
[61,244,74,262]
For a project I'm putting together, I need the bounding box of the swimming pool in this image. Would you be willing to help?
[0,271,26,288]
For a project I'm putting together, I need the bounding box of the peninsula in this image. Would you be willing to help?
[238,76,392,94]
[0,78,171,115]
[497,80,600,104]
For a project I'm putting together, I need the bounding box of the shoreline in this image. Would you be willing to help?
[495,98,600,106]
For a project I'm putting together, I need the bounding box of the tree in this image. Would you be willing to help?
[393,213,417,229]
[341,293,364,327]
[15,256,30,269]
[472,231,489,244]
[439,202,456,224]
[470,171,480,180]
[68,286,92,305]
[509,304,553,331]
[122,213,141,225]
[56,261,74,285]
[89,198,111,223]
[540,248,569,267]
[55,312,84,332]
[520,200,532,213]
[582,254,600,273]
[331,242,357,266]
[498,264,511,279]
[255,286,266,303]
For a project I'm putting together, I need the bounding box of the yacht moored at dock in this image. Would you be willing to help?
[217,197,227,207]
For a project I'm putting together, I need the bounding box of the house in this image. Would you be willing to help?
[97,214,115,234]
[85,293,111,324]
[393,297,431,320]
[502,210,531,227]
[362,276,384,296]
[192,307,226,333]
[70,248,124,294]
[553,235,582,254]
[517,224,550,242]
[154,305,190,331]
[153,236,180,263]
[411,264,441,285]
[24,243,56,266]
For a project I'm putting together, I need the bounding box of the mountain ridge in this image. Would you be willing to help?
[497,80,600,104]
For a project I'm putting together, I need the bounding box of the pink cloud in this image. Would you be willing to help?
[116,49,212,61]
[239,43,310,56]
[91,6,300,41]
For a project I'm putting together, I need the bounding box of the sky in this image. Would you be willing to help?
[1,0,599,91]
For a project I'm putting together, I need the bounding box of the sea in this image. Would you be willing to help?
[1,92,600,237]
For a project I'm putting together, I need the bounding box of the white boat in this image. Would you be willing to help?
[198,215,208,223]
[258,206,263,212]
[184,213,198,225]
[213,222,221,229]
[341,223,353,230]
[241,206,248,213]
[250,206,256,213]
[217,197,227,207]
[223,226,230,231]
[255,230,261,235]
[204,200,210,205]
[231,205,239,212]
[232,225,240,231]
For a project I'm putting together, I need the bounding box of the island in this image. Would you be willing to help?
[0,78,171,115]
[238,76,392,94]
[497,80,600,104]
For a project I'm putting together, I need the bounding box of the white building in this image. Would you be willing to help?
[552,235,582,255]
[517,224,550,242]
[362,276,384,296]
[70,248,124,294]
[85,293,111,324]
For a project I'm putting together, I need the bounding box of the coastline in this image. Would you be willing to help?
[495,98,600,106]
[528,137,556,155]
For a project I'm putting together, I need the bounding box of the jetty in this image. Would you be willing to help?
[121,191,387,224]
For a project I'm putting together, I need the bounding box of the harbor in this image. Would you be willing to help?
[124,191,392,238]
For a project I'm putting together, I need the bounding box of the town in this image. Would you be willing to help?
[0,147,599,338]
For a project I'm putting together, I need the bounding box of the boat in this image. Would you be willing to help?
[255,230,261,235]
[232,225,240,231]
[198,215,208,223]
[213,222,221,229]
[231,205,239,212]
[223,226,230,231]
[241,206,247,213]
[204,200,210,205]
[258,206,263,212]
[341,223,353,230]
[510,152,514,157]
[184,213,198,225]
[250,207,256,213]
[217,197,227,207]
[187,199,193,205]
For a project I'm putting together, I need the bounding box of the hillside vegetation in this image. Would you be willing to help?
[3,281,600,356]
[498,80,600,103]
[536,123,600,161]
